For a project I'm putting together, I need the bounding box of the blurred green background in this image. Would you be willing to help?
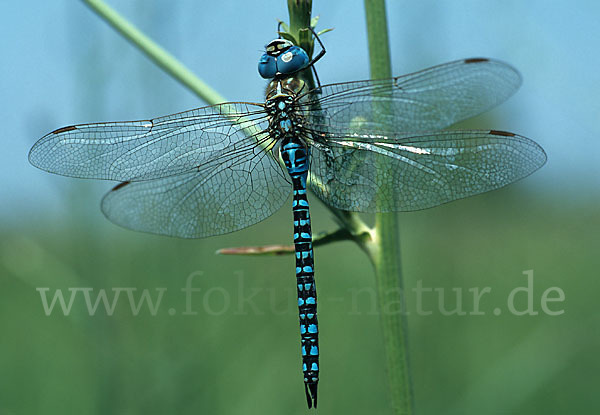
[1,1,599,414]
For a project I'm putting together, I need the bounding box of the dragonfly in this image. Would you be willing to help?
[29,31,546,408]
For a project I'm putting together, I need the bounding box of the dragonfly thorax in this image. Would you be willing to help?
[264,78,310,175]
[266,80,305,138]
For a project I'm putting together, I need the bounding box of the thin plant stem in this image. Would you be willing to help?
[364,0,414,414]
[82,0,226,105]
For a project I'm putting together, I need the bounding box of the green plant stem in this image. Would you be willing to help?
[287,0,312,37]
[364,1,414,414]
[286,0,318,90]
[82,0,226,105]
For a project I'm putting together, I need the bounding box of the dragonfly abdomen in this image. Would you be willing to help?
[281,137,319,408]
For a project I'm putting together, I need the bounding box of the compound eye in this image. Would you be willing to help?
[276,46,309,75]
[258,54,277,79]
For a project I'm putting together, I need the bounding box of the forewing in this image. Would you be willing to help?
[101,145,290,238]
[308,130,546,212]
[299,58,521,133]
[29,103,269,181]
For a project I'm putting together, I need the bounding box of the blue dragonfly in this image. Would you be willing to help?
[29,32,546,408]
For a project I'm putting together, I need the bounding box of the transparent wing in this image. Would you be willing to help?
[308,130,546,212]
[101,145,290,238]
[30,102,292,237]
[299,58,521,133]
[29,102,270,181]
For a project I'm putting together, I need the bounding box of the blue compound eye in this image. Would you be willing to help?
[258,54,277,79]
[276,46,309,75]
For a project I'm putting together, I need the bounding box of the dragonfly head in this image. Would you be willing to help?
[258,39,309,79]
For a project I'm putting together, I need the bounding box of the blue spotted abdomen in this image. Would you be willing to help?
[281,137,319,408]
